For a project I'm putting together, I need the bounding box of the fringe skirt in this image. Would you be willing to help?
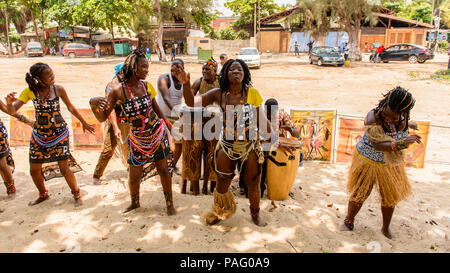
[347,149,411,207]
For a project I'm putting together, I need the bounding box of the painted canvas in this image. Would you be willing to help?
[290,109,336,162]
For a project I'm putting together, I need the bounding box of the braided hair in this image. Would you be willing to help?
[25,62,50,95]
[117,49,147,83]
[219,59,251,97]
[374,86,415,131]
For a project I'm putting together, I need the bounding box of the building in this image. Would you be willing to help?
[211,17,240,31]
[257,6,434,53]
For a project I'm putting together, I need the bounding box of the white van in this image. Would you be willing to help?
[25,42,44,57]
[237,47,261,69]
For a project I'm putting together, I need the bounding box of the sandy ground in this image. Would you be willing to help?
[0,55,448,253]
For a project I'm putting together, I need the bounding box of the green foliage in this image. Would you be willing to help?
[209,28,219,40]
[225,0,284,26]
[237,29,250,39]
[47,0,77,29]
[219,27,236,40]
[439,40,448,49]
[192,9,216,34]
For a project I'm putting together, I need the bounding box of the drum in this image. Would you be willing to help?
[266,137,301,201]
[203,105,222,184]
[180,106,204,195]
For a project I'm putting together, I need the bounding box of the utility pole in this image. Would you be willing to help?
[254,2,257,43]
[428,0,435,48]
[258,0,261,52]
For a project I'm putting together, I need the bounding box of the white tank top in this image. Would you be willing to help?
[156,73,183,117]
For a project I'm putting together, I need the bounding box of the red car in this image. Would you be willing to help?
[63,43,98,58]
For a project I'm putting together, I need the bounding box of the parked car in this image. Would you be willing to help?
[63,43,98,58]
[372,44,434,64]
[25,42,44,57]
[237,47,261,69]
[309,46,344,66]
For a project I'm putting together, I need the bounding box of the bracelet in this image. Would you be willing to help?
[396,139,408,150]
[17,114,26,123]
[90,104,100,113]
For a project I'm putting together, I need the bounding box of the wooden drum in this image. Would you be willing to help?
[266,137,301,201]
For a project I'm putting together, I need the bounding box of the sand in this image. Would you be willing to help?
[0,55,448,253]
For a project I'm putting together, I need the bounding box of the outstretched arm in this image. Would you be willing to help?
[58,86,95,134]
[0,99,34,127]
[173,64,218,107]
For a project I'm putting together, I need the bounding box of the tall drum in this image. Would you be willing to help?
[180,106,204,195]
[266,137,301,201]
[202,105,222,193]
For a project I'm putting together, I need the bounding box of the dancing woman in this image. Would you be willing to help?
[343,86,420,239]
[6,62,95,206]
[89,50,176,215]
[175,59,269,226]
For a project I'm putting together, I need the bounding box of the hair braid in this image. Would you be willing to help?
[117,49,146,83]
[25,63,50,95]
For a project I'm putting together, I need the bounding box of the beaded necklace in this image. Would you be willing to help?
[125,81,151,133]
[36,87,52,107]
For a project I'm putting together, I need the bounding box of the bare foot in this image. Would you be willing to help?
[92,177,102,185]
[206,217,221,226]
[123,203,140,213]
[6,192,16,200]
[382,228,395,239]
[74,198,83,207]
[166,206,176,216]
[28,196,49,206]
[341,218,354,231]
[252,215,268,227]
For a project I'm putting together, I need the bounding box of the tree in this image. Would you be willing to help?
[0,0,15,56]
[237,29,250,39]
[291,0,332,43]
[329,0,379,61]
[225,0,283,27]
[47,0,76,30]
[219,27,236,40]
[154,0,166,62]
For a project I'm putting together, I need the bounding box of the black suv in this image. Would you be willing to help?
[372,44,434,64]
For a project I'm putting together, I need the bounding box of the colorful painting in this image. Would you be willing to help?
[336,118,429,168]
[10,107,35,147]
[404,121,429,168]
[71,109,104,150]
[290,109,336,162]
[336,118,365,163]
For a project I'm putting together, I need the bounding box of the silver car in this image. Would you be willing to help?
[25,42,44,57]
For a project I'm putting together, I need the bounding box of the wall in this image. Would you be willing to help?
[186,37,211,55]
[261,31,281,53]
[385,28,427,47]
[210,39,251,55]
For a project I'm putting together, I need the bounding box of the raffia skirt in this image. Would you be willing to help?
[347,149,412,207]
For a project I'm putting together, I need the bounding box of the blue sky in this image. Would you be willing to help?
[214,0,297,17]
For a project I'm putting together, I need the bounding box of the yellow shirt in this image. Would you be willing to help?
[247,87,263,108]
[18,87,36,104]
[146,82,157,99]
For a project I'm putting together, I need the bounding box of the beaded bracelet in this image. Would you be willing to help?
[17,115,26,123]
[396,139,408,150]
[90,104,100,113]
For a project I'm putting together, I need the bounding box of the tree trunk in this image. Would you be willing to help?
[111,21,116,56]
[347,28,361,61]
[155,0,166,62]
[41,6,45,49]
[3,6,12,57]
[31,11,39,41]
